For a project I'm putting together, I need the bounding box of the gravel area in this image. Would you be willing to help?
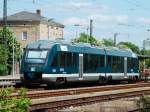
[59,98,138,112]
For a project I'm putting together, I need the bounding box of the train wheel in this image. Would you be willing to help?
[46,82,57,89]
[98,76,107,85]
[56,77,67,89]
[128,76,137,83]
[62,77,67,88]
[22,81,32,88]
[134,76,139,82]
[107,76,112,84]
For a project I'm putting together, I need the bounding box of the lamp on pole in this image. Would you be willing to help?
[74,24,80,38]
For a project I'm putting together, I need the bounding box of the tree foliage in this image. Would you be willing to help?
[73,33,99,46]
[0,87,31,112]
[72,33,141,53]
[141,50,150,68]
[0,44,8,75]
[117,44,131,50]
[117,42,140,54]
[0,28,21,75]
[137,95,150,112]
[102,38,114,47]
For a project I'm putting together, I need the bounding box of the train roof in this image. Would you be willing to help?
[26,40,138,58]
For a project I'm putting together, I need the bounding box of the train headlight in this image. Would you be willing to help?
[31,67,36,72]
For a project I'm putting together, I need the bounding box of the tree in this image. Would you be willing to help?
[102,38,114,47]
[0,28,21,75]
[0,87,31,112]
[72,33,99,46]
[117,44,131,50]
[141,50,150,68]
[0,44,8,75]
[72,33,141,54]
[137,95,150,112]
[117,42,140,54]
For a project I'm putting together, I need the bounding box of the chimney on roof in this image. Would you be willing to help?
[36,9,41,16]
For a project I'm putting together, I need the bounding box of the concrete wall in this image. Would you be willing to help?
[0,24,40,48]
[39,24,48,40]
[0,23,64,48]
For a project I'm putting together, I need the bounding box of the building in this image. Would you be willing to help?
[0,9,64,48]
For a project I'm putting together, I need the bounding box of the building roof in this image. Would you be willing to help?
[0,10,64,28]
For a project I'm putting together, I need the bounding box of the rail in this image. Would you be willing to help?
[30,88,150,112]
[14,82,150,99]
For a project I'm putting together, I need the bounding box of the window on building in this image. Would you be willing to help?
[22,32,27,40]
[54,27,58,29]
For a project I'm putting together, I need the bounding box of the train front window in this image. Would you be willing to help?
[27,51,48,59]
[26,50,48,63]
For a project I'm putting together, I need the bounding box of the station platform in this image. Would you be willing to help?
[0,74,20,80]
[0,74,20,87]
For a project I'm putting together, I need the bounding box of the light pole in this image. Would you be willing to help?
[86,27,89,43]
[74,24,89,43]
[3,0,7,46]
[74,24,81,38]
[114,33,119,47]
[90,19,93,38]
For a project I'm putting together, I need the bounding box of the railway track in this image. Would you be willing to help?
[7,82,150,112]
[30,88,150,112]
[12,82,150,99]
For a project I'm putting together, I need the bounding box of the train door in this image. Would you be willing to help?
[124,57,127,78]
[79,54,83,80]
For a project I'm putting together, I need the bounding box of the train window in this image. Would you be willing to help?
[83,54,100,73]
[106,56,112,73]
[118,57,124,73]
[40,51,48,58]
[128,58,132,72]
[65,52,77,67]
[99,55,104,67]
[66,53,72,67]
[107,56,112,67]
[127,58,139,73]
[51,52,77,68]
[83,54,89,72]
[61,52,65,67]
[90,54,98,72]
[112,56,124,73]
[51,53,59,67]
[70,53,77,67]
[27,50,48,59]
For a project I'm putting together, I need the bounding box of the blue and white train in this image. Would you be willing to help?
[20,40,139,86]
